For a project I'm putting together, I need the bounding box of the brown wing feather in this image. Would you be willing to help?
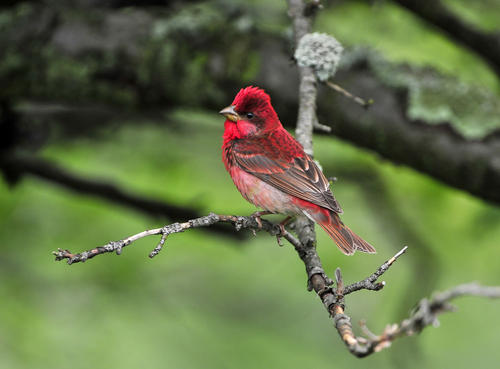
[231,138,343,214]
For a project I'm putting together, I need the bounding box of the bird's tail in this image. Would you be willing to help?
[315,212,376,255]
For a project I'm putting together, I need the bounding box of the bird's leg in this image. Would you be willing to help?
[276,216,293,246]
[251,210,272,229]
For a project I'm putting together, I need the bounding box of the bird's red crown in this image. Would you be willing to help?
[232,86,278,123]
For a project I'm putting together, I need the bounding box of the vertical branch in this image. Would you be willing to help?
[288,0,318,156]
[295,70,317,156]
[287,0,324,283]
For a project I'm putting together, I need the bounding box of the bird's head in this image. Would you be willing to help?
[220,86,281,140]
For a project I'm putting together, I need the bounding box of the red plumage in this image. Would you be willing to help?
[220,86,375,255]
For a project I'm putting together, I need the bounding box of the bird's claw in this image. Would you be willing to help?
[276,217,291,246]
[276,223,286,247]
[251,211,271,229]
[275,216,293,247]
[276,236,283,246]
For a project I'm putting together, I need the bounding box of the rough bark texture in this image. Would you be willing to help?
[288,0,318,156]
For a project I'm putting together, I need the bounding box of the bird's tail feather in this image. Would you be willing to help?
[316,213,376,255]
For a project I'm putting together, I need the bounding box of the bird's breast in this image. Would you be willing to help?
[228,166,302,215]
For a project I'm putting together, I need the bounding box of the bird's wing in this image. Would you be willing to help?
[232,134,343,214]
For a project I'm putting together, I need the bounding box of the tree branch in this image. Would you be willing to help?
[0,154,238,237]
[343,246,408,295]
[393,0,500,79]
[288,0,318,156]
[287,0,322,283]
[333,281,500,357]
[325,80,373,108]
[320,65,500,205]
[303,246,500,357]
[53,212,300,264]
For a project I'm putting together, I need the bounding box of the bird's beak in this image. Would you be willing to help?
[219,105,239,122]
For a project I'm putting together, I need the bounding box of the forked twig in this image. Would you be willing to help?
[53,213,300,264]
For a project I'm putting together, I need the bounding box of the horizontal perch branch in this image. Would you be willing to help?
[53,212,300,265]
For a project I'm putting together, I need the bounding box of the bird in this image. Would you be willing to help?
[219,86,375,255]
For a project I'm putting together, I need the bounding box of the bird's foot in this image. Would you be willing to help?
[251,211,272,229]
[276,234,283,247]
[276,216,293,247]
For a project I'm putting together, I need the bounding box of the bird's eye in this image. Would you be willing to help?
[246,112,254,119]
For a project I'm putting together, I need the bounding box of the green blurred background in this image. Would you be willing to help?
[0,1,499,368]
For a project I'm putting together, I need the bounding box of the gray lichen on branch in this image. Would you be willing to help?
[295,32,343,82]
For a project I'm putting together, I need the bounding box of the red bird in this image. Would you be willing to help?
[220,86,375,255]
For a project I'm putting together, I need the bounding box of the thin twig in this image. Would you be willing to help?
[313,121,332,133]
[149,231,168,258]
[325,80,373,108]
[53,213,301,265]
[329,250,500,357]
[340,282,500,357]
[328,247,408,356]
[343,246,408,295]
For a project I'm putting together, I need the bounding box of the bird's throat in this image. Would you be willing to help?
[223,120,258,142]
